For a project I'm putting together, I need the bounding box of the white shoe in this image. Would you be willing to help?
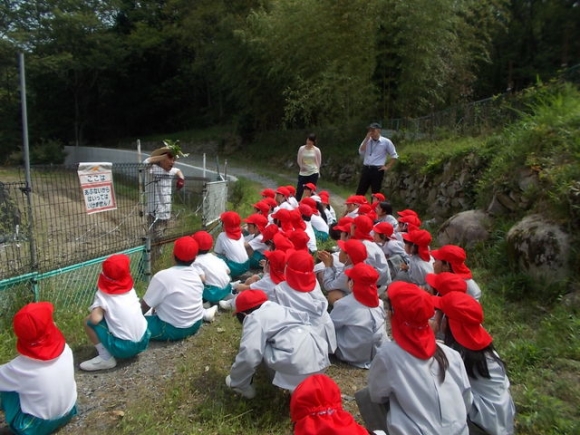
[80,355,117,371]
[230,280,241,291]
[225,375,256,399]
[203,305,218,322]
[219,298,235,311]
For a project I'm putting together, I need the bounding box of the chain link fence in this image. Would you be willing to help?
[0,163,228,326]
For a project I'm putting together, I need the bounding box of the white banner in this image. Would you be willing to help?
[77,162,117,214]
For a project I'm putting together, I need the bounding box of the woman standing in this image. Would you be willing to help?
[296,133,322,201]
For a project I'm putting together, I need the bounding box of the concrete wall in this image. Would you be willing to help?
[64,146,236,182]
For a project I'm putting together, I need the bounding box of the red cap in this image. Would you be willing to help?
[286,250,315,292]
[300,197,319,215]
[398,214,422,230]
[263,250,286,284]
[435,292,492,351]
[252,201,271,215]
[14,302,66,361]
[387,282,436,360]
[397,209,418,218]
[286,185,296,196]
[318,191,330,205]
[244,213,268,231]
[430,245,472,279]
[273,232,294,252]
[426,272,467,296]
[271,208,291,222]
[402,229,432,262]
[260,188,276,198]
[235,289,268,313]
[345,195,362,205]
[275,186,290,198]
[371,193,386,202]
[333,217,353,233]
[192,230,214,251]
[220,211,242,239]
[173,236,199,262]
[303,182,317,192]
[352,215,374,241]
[261,224,280,243]
[337,239,367,265]
[288,230,310,251]
[358,204,372,215]
[263,197,278,209]
[290,374,369,435]
[290,209,307,231]
[98,254,134,295]
[298,203,313,217]
[344,263,379,307]
[373,222,394,237]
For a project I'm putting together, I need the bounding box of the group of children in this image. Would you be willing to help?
[0,181,515,435]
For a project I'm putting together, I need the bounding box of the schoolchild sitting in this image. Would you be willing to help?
[431,244,482,301]
[192,230,233,305]
[434,292,516,435]
[357,282,473,434]
[291,374,385,435]
[225,290,330,397]
[214,211,250,279]
[0,302,78,435]
[242,213,269,269]
[331,263,389,368]
[141,236,217,341]
[271,250,337,355]
[80,254,150,371]
[318,238,367,306]
[394,229,434,287]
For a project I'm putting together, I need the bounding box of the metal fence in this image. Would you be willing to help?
[0,163,228,323]
[384,63,580,139]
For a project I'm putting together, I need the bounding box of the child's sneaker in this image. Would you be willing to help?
[80,355,117,371]
[225,375,256,399]
[219,298,235,311]
[203,305,218,322]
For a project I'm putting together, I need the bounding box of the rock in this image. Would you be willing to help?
[437,210,491,249]
[506,214,571,288]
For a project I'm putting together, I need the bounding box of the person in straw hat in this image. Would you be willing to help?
[0,302,78,435]
[80,253,151,371]
[143,141,186,262]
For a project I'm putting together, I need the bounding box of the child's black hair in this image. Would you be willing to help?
[174,256,193,266]
[235,305,262,324]
[197,249,210,255]
[444,323,506,379]
[328,223,342,241]
[315,203,328,223]
[433,345,450,382]
[378,201,393,215]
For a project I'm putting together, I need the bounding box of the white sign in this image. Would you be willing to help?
[78,162,117,214]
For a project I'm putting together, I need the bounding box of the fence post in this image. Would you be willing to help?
[19,53,39,301]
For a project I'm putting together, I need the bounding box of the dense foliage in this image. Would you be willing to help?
[1,0,579,159]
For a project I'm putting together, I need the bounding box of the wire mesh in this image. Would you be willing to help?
[0,163,228,322]
[37,247,147,311]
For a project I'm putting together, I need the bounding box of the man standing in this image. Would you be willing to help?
[355,123,398,196]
